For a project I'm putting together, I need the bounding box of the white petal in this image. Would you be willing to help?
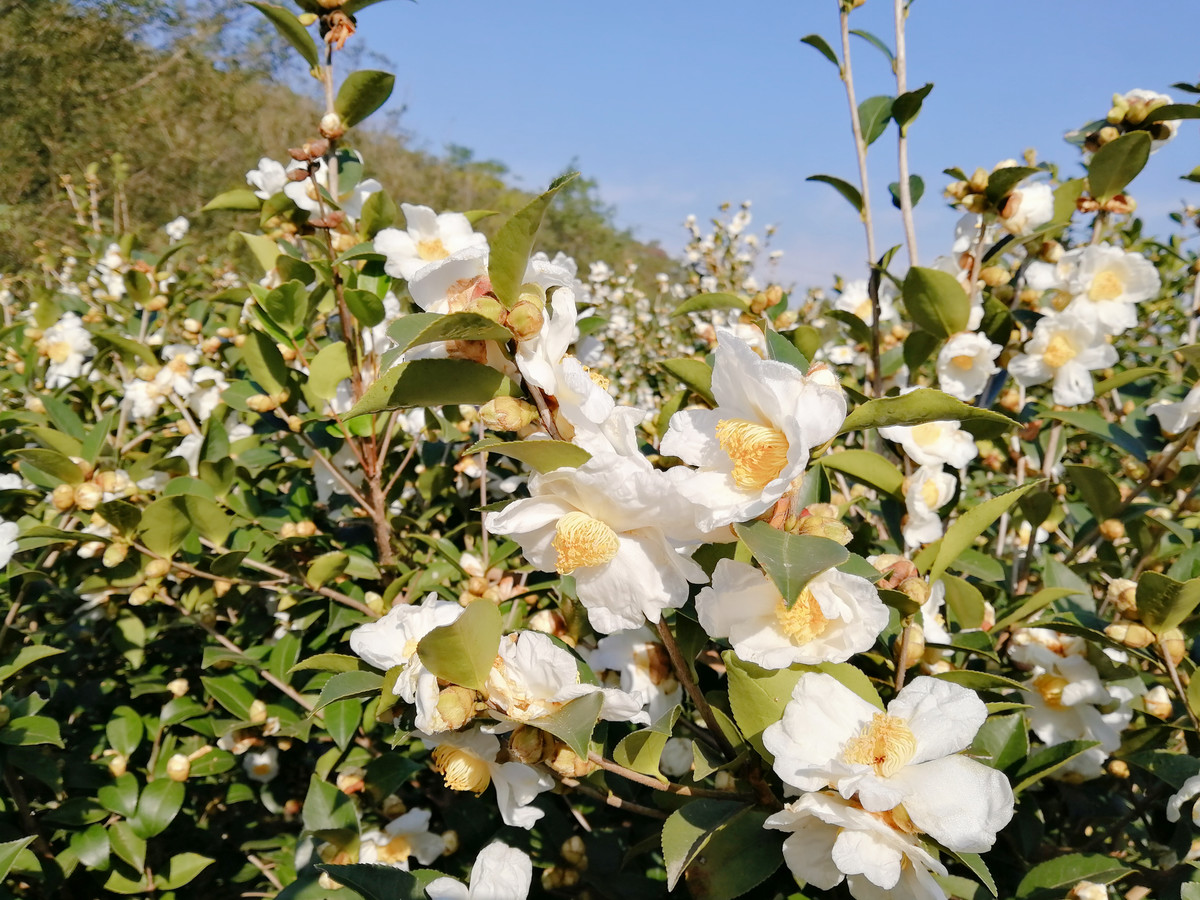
[889,755,1015,852]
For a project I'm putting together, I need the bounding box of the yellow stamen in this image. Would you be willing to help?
[842,713,917,777]
[252,763,274,777]
[432,745,492,794]
[715,419,790,491]
[585,366,610,390]
[1088,269,1124,302]
[418,237,450,262]
[920,479,942,508]
[1043,333,1077,369]
[376,834,414,865]
[951,354,975,371]
[552,511,620,574]
[910,422,943,447]
[854,299,874,322]
[1033,673,1069,709]
[775,588,829,644]
[46,341,72,364]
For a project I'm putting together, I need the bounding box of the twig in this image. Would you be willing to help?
[558,775,668,820]
[586,752,753,801]
[892,0,918,267]
[655,618,738,761]
[1158,638,1200,733]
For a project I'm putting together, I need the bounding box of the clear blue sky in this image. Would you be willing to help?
[343,0,1200,287]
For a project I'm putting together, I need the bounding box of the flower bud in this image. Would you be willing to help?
[246,394,279,413]
[144,557,171,579]
[714,771,737,791]
[1069,881,1109,900]
[541,868,581,892]
[1161,628,1186,665]
[102,542,129,568]
[166,753,191,782]
[441,830,460,855]
[435,685,478,731]
[1105,578,1138,618]
[319,112,345,140]
[144,295,168,312]
[479,397,540,432]
[561,835,588,870]
[462,294,505,323]
[249,699,269,724]
[945,180,969,201]
[1106,760,1130,780]
[382,794,407,818]
[968,167,989,193]
[898,576,931,608]
[516,282,546,311]
[0,705,10,728]
[73,482,103,510]
[297,11,318,24]
[167,678,189,698]
[979,265,1010,287]
[51,482,76,511]
[107,753,128,777]
[504,301,545,342]
[1143,684,1173,719]
[336,767,366,794]
[871,554,919,590]
[897,625,925,670]
[546,744,596,778]
[1104,620,1154,649]
[128,585,154,606]
[507,725,554,765]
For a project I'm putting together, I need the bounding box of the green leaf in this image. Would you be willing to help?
[1136,573,1200,634]
[733,522,849,603]
[942,574,986,629]
[1088,131,1151,203]
[993,587,1082,632]
[528,691,604,758]
[10,448,84,485]
[0,645,64,685]
[336,70,396,128]
[108,821,145,871]
[850,28,893,64]
[289,653,372,675]
[488,171,578,307]
[106,706,143,758]
[96,500,141,536]
[1016,853,1130,898]
[347,358,522,417]
[323,698,362,751]
[130,778,184,838]
[243,329,290,395]
[799,34,838,67]
[465,438,590,474]
[343,288,385,328]
[155,853,214,890]
[1143,103,1200,124]
[1123,750,1200,788]
[806,174,863,214]
[417,600,502,691]
[614,707,681,781]
[670,292,749,317]
[971,713,1028,772]
[841,388,1016,436]
[0,715,64,747]
[660,357,715,406]
[316,864,429,900]
[1093,366,1161,394]
[202,188,261,212]
[1063,464,1120,520]
[183,495,232,546]
[857,95,894,146]
[1040,409,1147,461]
[819,449,903,497]
[98,773,139,818]
[361,189,398,237]
[386,311,512,352]
[765,330,809,371]
[240,233,282,276]
[248,2,319,67]
[902,328,941,372]
[306,342,351,401]
[314,670,384,712]
[306,551,349,589]
[261,280,306,336]
[902,266,970,338]
[675,803,782,900]
[138,496,191,557]
[984,166,1040,206]
[892,82,933,133]
[953,852,998,898]
[888,174,925,209]
[929,482,1041,583]
[200,674,256,720]
[0,836,35,882]
[1013,740,1101,793]
[302,775,358,834]
[94,331,158,366]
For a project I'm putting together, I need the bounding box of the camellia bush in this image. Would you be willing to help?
[4,1,1200,899]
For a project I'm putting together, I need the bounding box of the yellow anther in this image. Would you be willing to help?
[715,419,790,490]
[552,511,620,574]
[1087,269,1124,302]
[920,479,942,508]
[842,713,917,777]
[1043,334,1077,369]
[432,745,492,794]
[376,834,414,865]
[951,354,976,371]
[910,422,943,447]
[417,237,449,262]
[775,588,829,644]
[1033,673,1069,709]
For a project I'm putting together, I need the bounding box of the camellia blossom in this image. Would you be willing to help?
[585,626,683,724]
[936,332,1002,402]
[284,156,381,220]
[1008,312,1117,407]
[696,560,888,669]
[425,841,533,900]
[357,808,446,870]
[763,672,1014,853]
[879,417,977,470]
[765,791,948,900]
[999,181,1053,236]
[834,278,899,326]
[38,312,96,388]
[1148,382,1200,436]
[374,203,488,281]
[1064,245,1160,335]
[484,630,648,726]
[0,519,17,568]
[1167,775,1200,827]
[484,452,707,633]
[245,157,289,199]
[163,216,189,242]
[243,746,279,783]
[901,466,956,548]
[349,593,464,732]
[420,727,554,829]
[660,330,846,531]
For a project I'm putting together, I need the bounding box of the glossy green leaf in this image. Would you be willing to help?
[0,837,36,882]
[892,82,933,133]
[992,587,1082,632]
[138,496,191,557]
[260,280,306,336]
[660,357,715,406]
[336,70,395,128]
[902,266,970,338]
[733,522,849,604]
[361,189,398,237]
[806,174,863,214]
[984,166,1040,206]
[614,707,680,781]
[306,551,349,589]
[465,438,590,474]
[302,774,358,834]
[108,821,145,871]
[323,698,362,751]
[1136,572,1200,634]
[488,171,578,307]
[289,653,372,675]
[819,449,903,497]
[1013,740,1101,794]
[98,773,139,818]
[841,388,1016,436]
[343,288,385,328]
[971,713,1029,772]
[106,706,143,758]
[347,358,522,417]
[10,448,84,485]
[248,2,319,67]
[155,853,214,890]
[662,799,747,891]
[386,311,511,352]
[417,599,502,691]
[670,292,749,317]
[1088,131,1150,203]
[307,342,351,400]
[676,803,782,900]
[1064,464,1121,520]
[528,691,604,758]
[929,482,1041,583]
[130,778,184,838]
[850,28,893,64]
[200,674,256,720]
[888,174,925,209]
[0,645,64,685]
[314,670,384,712]
[1016,853,1130,898]
[317,864,431,900]
[0,715,63,747]
[858,94,894,146]
[942,574,986,629]
[1040,409,1147,461]
[242,329,290,395]
[799,33,838,67]
[202,188,261,212]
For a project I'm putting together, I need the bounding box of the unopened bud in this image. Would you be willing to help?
[1161,628,1186,665]
[1105,578,1138,618]
[516,282,546,311]
[144,295,168,312]
[871,554,919,590]
[507,725,554,765]
[968,168,989,193]
[166,753,191,782]
[1104,620,1154,649]
[793,512,852,545]
[561,835,588,870]
[336,768,366,794]
[108,753,128,777]
[541,868,580,892]
[898,577,931,608]
[479,397,539,432]
[249,699,269,724]
[286,415,303,433]
[1143,684,1173,719]
[1097,125,1120,146]
[288,139,329,162]
[182,317,202,334]
[979,265,1010,287]
[714,771,737,791]
[897,625,925,670]
[526,609,571,643]
[128,585,155,606]
[103,542,129,568]
[462,294,505,323]
[1069,880,1109,900]
[294,520,318,537]
[945,180,970,201]
[435,686,478,731]
[382,794,407,818]
[297,11,318,24]
[246,394,279,413]
[1039,240,1064,264]
[51,482,76,511]
[1106,760,1130,780]
[1098,519,1125,541]
[319,112,345,140]
[505,300,545,342]
[167,678,189,698]
[546,743,596,778]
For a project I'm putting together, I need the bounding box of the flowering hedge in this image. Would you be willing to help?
[2,2,1200,900]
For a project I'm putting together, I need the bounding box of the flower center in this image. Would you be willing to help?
[376,834,414,865]
[920,478,942,509]
[1043,334,1077,369]
[842,713,917,777]
[585,366,610,390]
[552,511,620,574]
[418,237,449,262]
[632,641,676,687]
[1088,269,1125,302]
[432,745,492,794]
[854,299,874,322]
[910,422,943,447]
[715,419,790,490]
[951,354,976,371]
[251,762,274,777]
[1033,673,1070,709]
[775,588,829,643]
[46,341,72,364]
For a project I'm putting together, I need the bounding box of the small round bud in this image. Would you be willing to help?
[294,520,318,537]
[1143,684,1173,719]
[1097,125,1120,146]
[479,397,539,432]
[441,830,460,855]
[108,753,128,777]
[1104,620,1154,649]
[504,300,545,342]
[246,394,279,413]
[319,112,345,140]
[507,725,554,765]
[1069,881,1109,900]
[968,167,989,193]
[103,542,129,568]
[1105,578,1138,618]
[249,699,269,724]
[541,868,580,892]
[336,768,366,794]
[1161,628,1186,665]
[381,794,407,818]
[897,625,925,670]
[166,753,191,782]
[144,557,171,579]
[51,483,76,511]
[435,686,478,731]
[516,282,546,311]
[144,295,168,312]
[462,294,505,323]
[167,678,189,698]
[1098,519,1125,541]
[182,318,202,334]
[714,771,737,791]
[128,585,155,606]
[561,835,588,870]
[979,265,1010,287]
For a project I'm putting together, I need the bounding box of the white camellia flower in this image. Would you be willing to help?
[660,330,846,531]
[284,156,381,220]
[0,519,19,568]
[425,841,533,900]
[374,203,488,282]
[879,417,977,470]
[1167,775,1200,827]
[936,332,1002,401]
[1117,89,1179,151]
[1064,245,1160,335]
[901,467,956,548]
[834,278,899,326]
[766,791,948,900]
[419,728,553,829]
[484,452,707,633]
[357,808,446,870]
[1148,382,1200,436]
[696,560,888,669]
[999,181,1053,236]
[584,626,682,724]
[1008,312,1118,407]
[163,216,189,242]
[243,746,279,783]
[349,593,464,732]
[38,312,96,388]
[246,157,289,199]
[764,672,1014,853]
[484,630,649,726]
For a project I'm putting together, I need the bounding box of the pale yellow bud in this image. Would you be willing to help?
[249,699,269,724]
[166,753,191,782]
[102,543,129,568]
[505,301,545,342]
[435,685,478,731]
[128,586,155,606]
[561,835,588,870]
[167,678,189,698]
[286,415,303,433]
[51,483,76,511]
[1161,628,1186,665]
[1069,880,1109,900]
[541,868,580,892]
[294,520,318,537]
[319,112,345,140]
[246,394,278,413]
[107,753,128,777]
[144,558,172,579]
[1104,620,1154,649]
[72,482,103,510]
[463,294,505,323]
[968,167,989,193]
[1105,578,1138,618]
[144,295,168,312]
[1098,519,1125,541]
[182,318,202,334]
[441,830,460,855]
[980,265,1010,287]
[479,397,539,432]
[381,794,407,818]
[507,725,554,765]
[898,625,925,670]
[336,768,366,795]
[1143,684,1173,719]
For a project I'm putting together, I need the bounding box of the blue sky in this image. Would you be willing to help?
[347,0,1200,286]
